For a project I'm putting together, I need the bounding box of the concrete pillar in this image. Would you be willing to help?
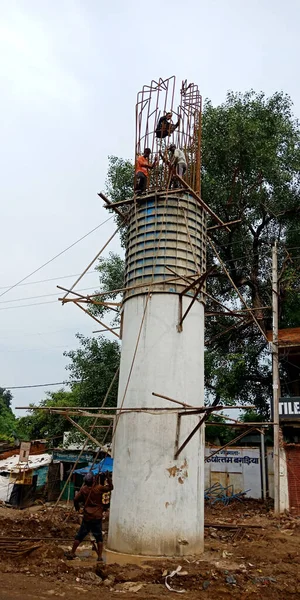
[107,193,206,560]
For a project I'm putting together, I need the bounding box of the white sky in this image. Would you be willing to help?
[0,0,299,414]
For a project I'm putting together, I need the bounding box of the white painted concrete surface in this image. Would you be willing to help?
[108,293,205,556]
[267,448,289,512]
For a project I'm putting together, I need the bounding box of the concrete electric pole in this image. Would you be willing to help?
[272,242,280,514]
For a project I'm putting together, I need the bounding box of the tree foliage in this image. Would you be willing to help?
[98,91,300,417]
[65,334,120,408]
[12,90,300,444]
[17,390,76,442]
[91,252,124,325]
[0,388,13,410]
[0,390,17,441]
[203,91,300,412]
[105,155,134,247]
[17,335,120,443]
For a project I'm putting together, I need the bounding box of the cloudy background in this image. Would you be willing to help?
[0,0,299,413]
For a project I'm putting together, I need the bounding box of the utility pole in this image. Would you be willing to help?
[272,242,280,514]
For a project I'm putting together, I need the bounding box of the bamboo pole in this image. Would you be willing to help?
[62,226,121,301]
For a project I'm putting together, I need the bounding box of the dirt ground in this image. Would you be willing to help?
[0,500,299,600]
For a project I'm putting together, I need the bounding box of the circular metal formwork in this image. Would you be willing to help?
[124,192,206,302]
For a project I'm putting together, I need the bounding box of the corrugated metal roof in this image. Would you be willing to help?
[0,453,52,473]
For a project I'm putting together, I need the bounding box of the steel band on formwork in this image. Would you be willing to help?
[124,192,206,301]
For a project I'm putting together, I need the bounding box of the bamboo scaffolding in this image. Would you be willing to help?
[62,226,121,301]
[208,237,268,342]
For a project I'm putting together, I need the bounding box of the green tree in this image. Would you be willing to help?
[205,413,236,445]
[203,91,300,414]
[91,252,125,325]
[96,91,300,417]
[0,387,13,410]
[16,390,76,442]
[105,155,134,247]
[0,391,16,441]
[17,335,120,443]
[65,334,120,407]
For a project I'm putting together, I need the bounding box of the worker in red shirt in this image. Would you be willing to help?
[135,148,158,195]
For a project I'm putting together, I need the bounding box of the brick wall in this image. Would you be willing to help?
[285,444,300,514]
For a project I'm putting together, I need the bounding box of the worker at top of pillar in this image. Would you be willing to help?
[155,111,180,139]
[65,470,113,562]
[168,144,187,178]
[135,148,158,195]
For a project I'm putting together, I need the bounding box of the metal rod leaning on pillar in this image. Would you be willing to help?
[74,301,120,339]
[61,226,121,301]
[178,279,204,331]
[174,397,221,459]
[205,426,258,462]
[165,266,199,286]
[208,237,268,342]
[50,409,114,419]
[98,192,129,222]
[206,422,273,426]
[179,268,214,297]
[175,174,231,232]
[65,415,108,450]
[207,219,242,231]
[152,391,193,408]
[59,276,187,301]
[178,269,215,331]
[202,290,246,319]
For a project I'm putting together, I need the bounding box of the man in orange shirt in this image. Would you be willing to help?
[135,148,158,195]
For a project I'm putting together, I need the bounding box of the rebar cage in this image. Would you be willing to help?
[135,77,202,195]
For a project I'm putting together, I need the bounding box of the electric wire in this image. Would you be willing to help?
[0,216,113,300]
[0,271,97,291]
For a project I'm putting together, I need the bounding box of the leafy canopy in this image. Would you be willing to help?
[97,91,300,416]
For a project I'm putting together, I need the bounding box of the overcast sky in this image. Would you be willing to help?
[1,0,299,414]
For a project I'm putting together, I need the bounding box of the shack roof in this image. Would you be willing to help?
[266,327,300,349]
[0,453,52,474]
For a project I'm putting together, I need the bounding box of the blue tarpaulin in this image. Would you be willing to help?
[74,456,113,476]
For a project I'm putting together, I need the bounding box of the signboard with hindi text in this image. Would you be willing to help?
[204,447,261,498]
[279,397,300,420]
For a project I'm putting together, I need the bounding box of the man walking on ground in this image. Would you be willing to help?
[65,471,113,562]
[135,148,158,195]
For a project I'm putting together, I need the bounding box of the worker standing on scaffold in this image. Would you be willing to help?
[160,145,187,188]
[168,144,187,179]
[155,111,180,140]
[135,148,158,195]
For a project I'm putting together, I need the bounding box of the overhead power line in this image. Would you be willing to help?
[0,300,57,311]
[0,270,97,290]
[0,286,100,305]
[0,215,113,300]
[5,381,79,390]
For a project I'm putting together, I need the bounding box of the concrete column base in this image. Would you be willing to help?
[106,548,172,566]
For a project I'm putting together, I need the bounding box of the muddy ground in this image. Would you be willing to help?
[0,501,299,599]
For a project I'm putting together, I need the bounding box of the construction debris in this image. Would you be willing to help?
[0,501,298,599]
